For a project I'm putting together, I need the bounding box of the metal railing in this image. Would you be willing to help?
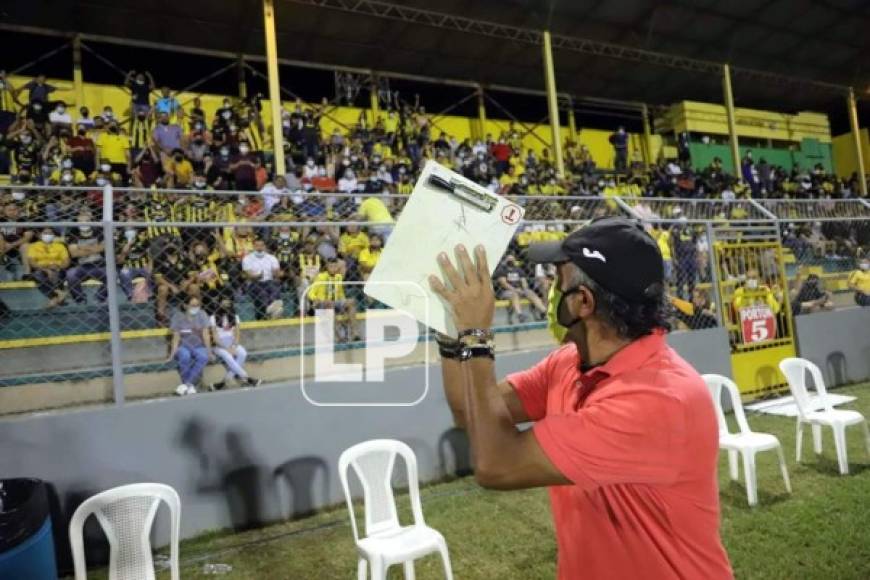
[0,184,867,411]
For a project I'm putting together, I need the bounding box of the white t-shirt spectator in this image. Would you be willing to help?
[210,314,241,348]
[242,252,280,282]
[260,182,289,214]
[76,117,95,129]
[338,176,358,193]
[721,187,736,202]
[49,108,72,126]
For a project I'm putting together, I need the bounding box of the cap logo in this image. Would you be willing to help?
[582,247,606,263]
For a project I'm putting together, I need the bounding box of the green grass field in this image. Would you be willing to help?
[95,383,870,579]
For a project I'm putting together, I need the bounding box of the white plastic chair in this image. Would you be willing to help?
[703,374,791,506]
[69,483,181,580]
[780,357,870,475]
[339,439,454,580]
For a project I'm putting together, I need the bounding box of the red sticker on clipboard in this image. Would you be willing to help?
[501,204,521,225]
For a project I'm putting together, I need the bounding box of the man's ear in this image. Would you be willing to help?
[575,285,596,318]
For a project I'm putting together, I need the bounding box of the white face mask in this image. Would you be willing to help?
[62,159,73,169]
[96,178,108,186]
[279,232,290,240]
[41,234,55,243]
[103,111,113,119]
[188,307,200,316]
[861,263,869,271]
[12,191,25,201]
[746,279,759,290]
[254,250,265,258]
[56,106,65,114]
[78,226,92,234]
[100,164,111,172]
[124,229,137,241]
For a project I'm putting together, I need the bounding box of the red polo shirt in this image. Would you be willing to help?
[508,331,732,580]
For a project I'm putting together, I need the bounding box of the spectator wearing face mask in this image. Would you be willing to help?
[732,268,780,315]
[95,122,130,183]
[66,127,96,175]
[302,157,318,180]
[307,257,357,341]
[209,299,261,391]
[8,129,41,175]
[848,259,870,306]
[153,242,195,326]
[356,232,383,281]
[186,120,211,171]
[188,97,206,129]
[117,225,152,301]
[188,238,228,314]
[609,125,628,172]
[169,296,213,396]
[130,146,162,188]
[65,211,108,304]
[242,238,283,320]
[310,165,336,193]
[229,141,257,191]
[27,227,69,308]
[1,203,35,281]
[166,149,194,188]
[48,101,71,131]
[124,70,156,117]
[15,74,56,105]
[339,223,369,262]
[155,86,183,122]
[49,155,87,186]
[260,174,289,215]
[790,269,834,316]
[152,112,183,172]
[493,253,547,324]
[90,160,122,189]
[75,107,94,130]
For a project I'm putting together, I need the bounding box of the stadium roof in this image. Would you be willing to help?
[3,0,869,116]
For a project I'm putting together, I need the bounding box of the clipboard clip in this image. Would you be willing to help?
[428,174,497,212]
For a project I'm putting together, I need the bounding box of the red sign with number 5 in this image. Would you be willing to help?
[739,306,776,344]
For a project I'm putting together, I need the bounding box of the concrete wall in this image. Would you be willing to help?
[794,306,870,387]
[0,327,730,572]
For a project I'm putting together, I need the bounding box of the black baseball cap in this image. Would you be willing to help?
[527,216,664,303]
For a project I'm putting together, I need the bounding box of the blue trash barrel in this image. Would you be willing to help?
[0,478,58,580]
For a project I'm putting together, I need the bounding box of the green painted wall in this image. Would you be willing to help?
[688,139,833,174]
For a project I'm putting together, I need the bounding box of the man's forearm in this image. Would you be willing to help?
[440,358,468,428]
[463,358,520,478]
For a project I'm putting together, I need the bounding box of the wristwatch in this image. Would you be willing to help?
[457,328,495,361]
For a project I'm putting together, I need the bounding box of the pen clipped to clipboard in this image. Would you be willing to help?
[364,161,525,335]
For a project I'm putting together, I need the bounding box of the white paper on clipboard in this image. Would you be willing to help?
[364,160,524,335]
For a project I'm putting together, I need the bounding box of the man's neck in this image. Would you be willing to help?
[576,332,632,370]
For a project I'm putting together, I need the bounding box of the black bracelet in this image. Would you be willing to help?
[435,333,462,360]
[459,344,495,361]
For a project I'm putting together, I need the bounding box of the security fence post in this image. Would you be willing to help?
[102,184,125,405]
[705,222,724,326]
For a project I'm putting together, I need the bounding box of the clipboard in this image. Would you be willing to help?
[364,160,524,335]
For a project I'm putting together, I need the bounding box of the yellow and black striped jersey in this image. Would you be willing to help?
[144,197,179,239]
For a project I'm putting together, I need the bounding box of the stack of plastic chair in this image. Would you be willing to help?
[780,357,870,475]
[69,483,180,580]
[339,439,453,580]
[703,374,792,506]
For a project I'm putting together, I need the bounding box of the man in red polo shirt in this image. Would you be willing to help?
[429,216,732,580]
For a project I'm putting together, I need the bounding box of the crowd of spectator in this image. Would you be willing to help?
[0,69,868,348]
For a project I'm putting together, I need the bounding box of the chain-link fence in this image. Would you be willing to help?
[1,184,867,413]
